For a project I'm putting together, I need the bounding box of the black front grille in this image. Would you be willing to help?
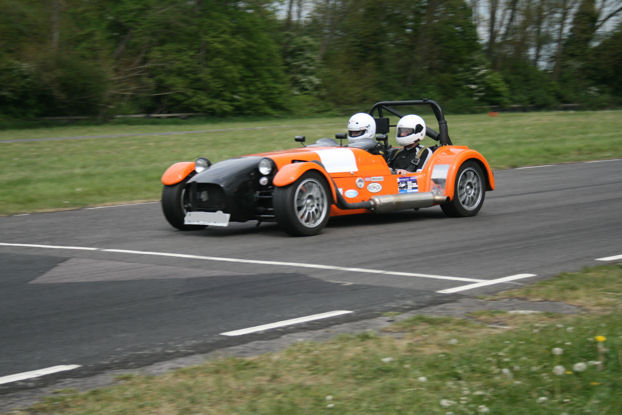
[255,188,275,220]
[189,183,226,211]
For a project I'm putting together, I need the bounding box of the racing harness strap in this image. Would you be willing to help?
[389,145,429,172]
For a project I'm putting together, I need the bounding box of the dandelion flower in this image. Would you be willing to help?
[325,395,333,401]
[418,376,428,382]
[381,357,394,363]
[552,347,564,355]
[573,362,587,372]
[553,365,565,376]
[595,335,607,342]
[537,396,548,404]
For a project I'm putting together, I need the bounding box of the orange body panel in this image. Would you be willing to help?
[264,146,394,216]
[161,162,195,186]
[252,144,494,215]
[426,146,495,200]
[273,162,340,202]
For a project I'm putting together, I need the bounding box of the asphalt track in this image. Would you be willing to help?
[1,159,621,399]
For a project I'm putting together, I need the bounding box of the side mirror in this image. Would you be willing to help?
[335,132,346,146]
[295,136,306,146]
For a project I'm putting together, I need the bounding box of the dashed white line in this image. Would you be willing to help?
[437,274,537,294]
[0,365,81,385]
[596,254,622,261]
[220,310,353,336]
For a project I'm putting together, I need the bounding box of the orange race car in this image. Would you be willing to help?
[161,99,495,236]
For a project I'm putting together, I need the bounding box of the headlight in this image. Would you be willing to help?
[258,158,275,175]
[194,157,211,173]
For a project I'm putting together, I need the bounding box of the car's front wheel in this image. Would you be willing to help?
[161,178,206,230]
[441,160,485,217]
[273,171,331,236]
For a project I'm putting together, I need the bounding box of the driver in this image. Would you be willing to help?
[346,113,385,156]
[347,112,376,143]
[387,114,432,175]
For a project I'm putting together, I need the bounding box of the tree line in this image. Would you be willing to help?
[0,0,620,119]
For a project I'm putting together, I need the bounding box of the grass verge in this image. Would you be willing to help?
[8,263,621,414]
[1,110,621,215]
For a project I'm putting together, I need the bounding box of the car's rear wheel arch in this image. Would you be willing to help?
[441,159,486,217]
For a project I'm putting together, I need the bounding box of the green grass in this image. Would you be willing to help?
[1,110,621,215]
[10,264,621,414]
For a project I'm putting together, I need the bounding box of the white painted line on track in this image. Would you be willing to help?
[220,310,353,336]
[86,202,157,210]
[437,273,537,294]
[514,165,554,170]
[0,242,98,251]
[596,254,622,261]
[0,242,483,283]
[0,365,81,385]
[103,248,483,282]
[584,158,621,164]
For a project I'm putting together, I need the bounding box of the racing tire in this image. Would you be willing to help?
[161,178,206,230]
[273,171,331,236]
[441,160,485,217]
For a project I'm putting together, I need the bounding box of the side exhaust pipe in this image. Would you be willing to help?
[369,192,448,213]
[335,189,447,213]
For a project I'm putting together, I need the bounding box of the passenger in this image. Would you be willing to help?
[346,112,384,155]
[387,114,432,175]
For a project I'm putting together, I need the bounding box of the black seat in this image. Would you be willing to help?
[348,137,378,152]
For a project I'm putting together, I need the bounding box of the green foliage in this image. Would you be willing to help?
[500,60,559,108]
[588,24,622,102]
[314,0,481,109]
[0,0,620,117]
[282,34,322,95]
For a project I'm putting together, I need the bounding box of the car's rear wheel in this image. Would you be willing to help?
[441,160,485,217]
[273,171,331,236]
[161,178,206,230]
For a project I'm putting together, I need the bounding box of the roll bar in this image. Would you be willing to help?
[368,99,452,146]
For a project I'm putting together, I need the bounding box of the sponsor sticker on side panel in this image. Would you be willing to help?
[398,176,418,193]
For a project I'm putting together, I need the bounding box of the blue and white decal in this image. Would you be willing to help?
[314,149,358,173]
[398,176,419,193]
[344,189,359,198]
[367,183,382,193]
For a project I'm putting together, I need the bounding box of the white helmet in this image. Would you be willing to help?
[347,113,376,143]
[396,114,426,146]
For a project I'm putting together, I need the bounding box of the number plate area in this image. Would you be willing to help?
[184,211,230,227]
